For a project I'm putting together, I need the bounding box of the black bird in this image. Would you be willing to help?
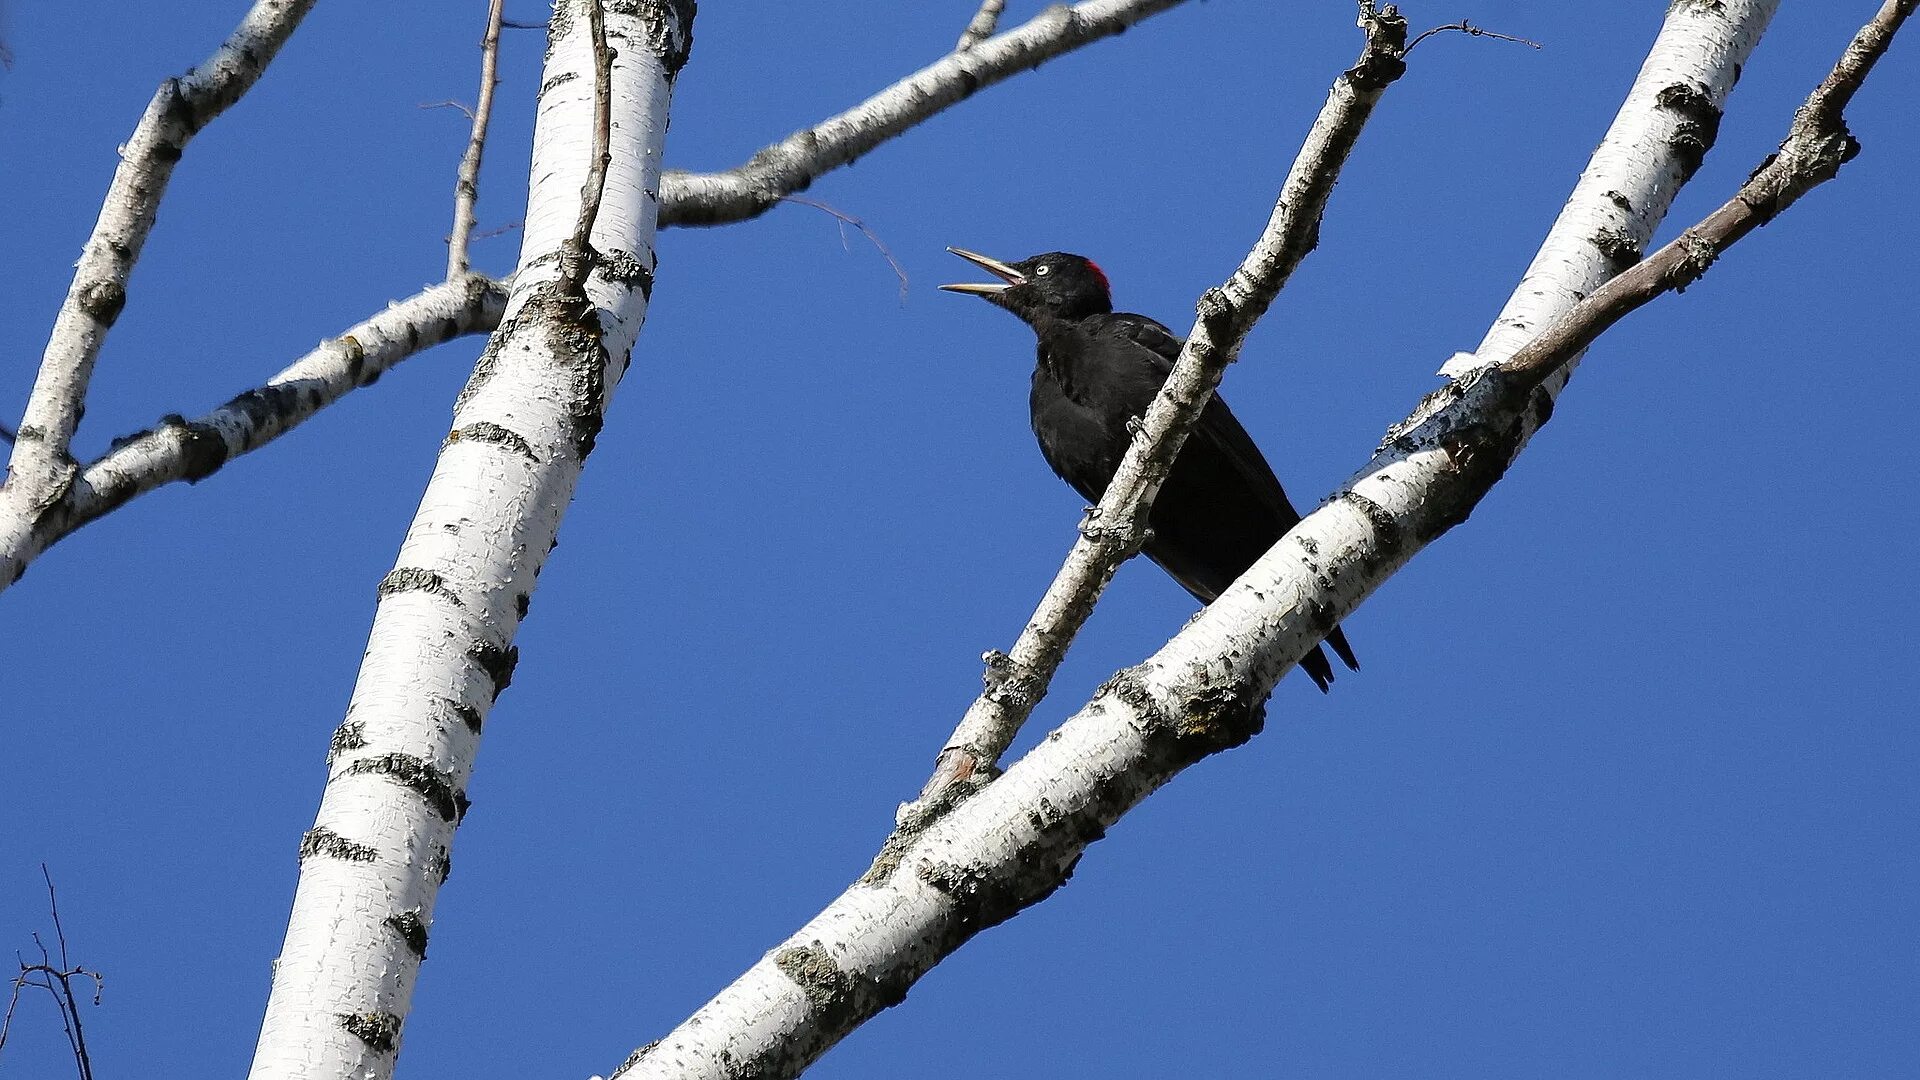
[941,248,1358,692]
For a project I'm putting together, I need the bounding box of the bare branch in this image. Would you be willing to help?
[0,277,509,593]
[447,0,509,278]
[2,0,317,507]
[657,0,1192,228]
[1404,19,1542,55]
[956,0,1007,50]
[558,0,615,295]
[915,0,1409,809]
[0,868,102,1080]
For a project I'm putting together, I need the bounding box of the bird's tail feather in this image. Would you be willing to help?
[1327,626,1359,673]
[1300,645,1335,694]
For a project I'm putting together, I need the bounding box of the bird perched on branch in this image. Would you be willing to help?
[941,247,1358,692]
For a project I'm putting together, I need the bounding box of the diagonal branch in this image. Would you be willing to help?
[0,277,508,594]
[657,0,1192,227]
[3,0,317,506]
[447,0,509,277]
[608,10,1413,1078]
[913,0,1408,812]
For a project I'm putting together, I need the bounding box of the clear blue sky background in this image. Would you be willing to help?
[3,2,1915,1077]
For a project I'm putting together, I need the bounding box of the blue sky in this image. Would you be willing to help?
[3,2,1915,1077]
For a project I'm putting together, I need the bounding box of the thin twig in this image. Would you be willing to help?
[418,98,477,120]
[956,0,1007,50]
[913,0,1410,809]
[559,0,614,295]
[0,868,102,1080]
[448,0,508,278]
[1405,19,1541,55]
[779,196,910,302]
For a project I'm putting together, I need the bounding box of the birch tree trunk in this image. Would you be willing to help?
[245,3,693,1078]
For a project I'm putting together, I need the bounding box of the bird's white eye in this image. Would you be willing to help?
[1035,265,1051,276]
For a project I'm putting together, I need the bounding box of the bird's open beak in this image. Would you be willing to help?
[940,247,1025,296]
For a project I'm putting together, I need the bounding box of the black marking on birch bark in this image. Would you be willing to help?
[1655,81,1723,182]
[338,1011,401,1054]
[328,719,367,765]
[541,70,580,95]
[78,279,128,325]
[610,1041,661,1079]
[469,639,518,699]
[377,567,463,605]
[220,382,309,435]
[597,248,655,300]
[157,413,231,482]
[434,694,484,735]
[342,753,469,823]
[339,334,375,387]
[444,420,538,461]
[386,909,429,958]
[516,591,532,619]
[1605,189,1633,212]
[453,320,514,416]
[1590,227,1644,272]
[773,942,910,1036]
[427,844,453,883]
[1100,664,1263,761]
[299,826,377,863]
[1338,490,1407,567]
[619,0,697,76]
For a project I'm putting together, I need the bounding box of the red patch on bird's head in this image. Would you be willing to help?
[1084,259,1109,295]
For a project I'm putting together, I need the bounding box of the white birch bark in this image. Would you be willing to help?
[1439,0,1779,376]
[610,4,1793,1077]
[0,0,316,582]
[657,0,1190,227]
[245,3,692,1078]
[0,278,506,592]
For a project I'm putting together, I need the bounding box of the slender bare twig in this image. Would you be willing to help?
[2,0,317,508]
[558,0,614,295]
[913,0,1410,811]
[448,0,508,277]
[658,0,1193,227]
[0,868,102,1080]
[0,277,508,593]
[1505,0,1911,389]
[419,99,478,120]
[956,0,1007,50]
[1404,18,1542,55]
[779,196,911,302]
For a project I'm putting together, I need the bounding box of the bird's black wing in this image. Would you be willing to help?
[1082,313,1296,520]
[1080,312,1359,686]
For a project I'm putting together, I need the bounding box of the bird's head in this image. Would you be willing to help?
[940,248,1113,324]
